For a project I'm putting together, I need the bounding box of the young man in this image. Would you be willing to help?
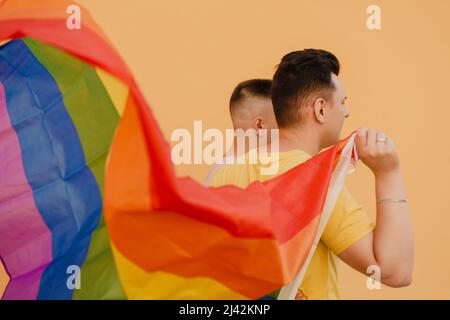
[204,79,278,186]
[213,49,414,299]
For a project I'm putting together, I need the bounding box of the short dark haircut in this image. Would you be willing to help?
[229,79,272,115]
[271,49,340,128]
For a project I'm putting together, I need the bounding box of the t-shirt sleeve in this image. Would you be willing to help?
[321,186,375,255]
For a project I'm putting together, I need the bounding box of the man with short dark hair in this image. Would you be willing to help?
[204,79,278,186]
[213,49,414,299]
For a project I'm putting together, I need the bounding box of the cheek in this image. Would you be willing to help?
[329,108,345,133]
[336,106,347,123]
[331,106,344,122]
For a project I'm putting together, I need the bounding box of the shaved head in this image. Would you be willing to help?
[230,95,274,130]
[229,79,276,131]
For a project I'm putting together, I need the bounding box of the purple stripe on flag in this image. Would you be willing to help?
[0,82,52,300]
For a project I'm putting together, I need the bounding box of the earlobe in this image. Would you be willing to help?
[254,117,263,130]
[253,117,264,136]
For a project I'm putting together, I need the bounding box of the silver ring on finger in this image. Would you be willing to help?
[376,134,387,143]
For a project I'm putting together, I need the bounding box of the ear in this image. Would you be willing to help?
[313,98,326,124]
[253,117,263,132]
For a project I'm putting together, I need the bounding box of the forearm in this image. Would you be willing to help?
[372,168,414,285]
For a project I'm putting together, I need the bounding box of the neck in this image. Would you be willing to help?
[278,125,322,156]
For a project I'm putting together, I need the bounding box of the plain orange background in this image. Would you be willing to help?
[2,0,450,299]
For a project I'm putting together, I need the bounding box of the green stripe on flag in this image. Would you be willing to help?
[24,38,126,300]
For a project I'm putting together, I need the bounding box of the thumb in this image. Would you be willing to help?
[355,127,367,151]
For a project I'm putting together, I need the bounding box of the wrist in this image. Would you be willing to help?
[373,166,401,179]
[374,166,406,200]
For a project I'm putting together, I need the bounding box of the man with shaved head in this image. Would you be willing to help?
[204,79,278,185]
[228,79,278,133]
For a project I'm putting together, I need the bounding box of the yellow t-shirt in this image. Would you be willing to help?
[212,149,375,300]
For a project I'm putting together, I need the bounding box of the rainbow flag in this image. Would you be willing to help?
[0,0,131,299]
[0,0,358,300]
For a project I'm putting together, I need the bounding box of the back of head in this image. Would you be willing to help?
[271,49,340,128]
[229,79,274,130]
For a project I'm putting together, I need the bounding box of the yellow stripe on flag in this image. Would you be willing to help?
[112,245,248,300]
[96,68,129,116]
